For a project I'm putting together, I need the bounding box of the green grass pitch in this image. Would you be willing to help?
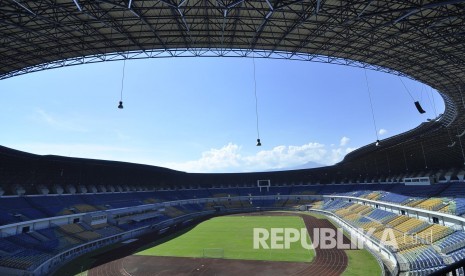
[137,215,315,262]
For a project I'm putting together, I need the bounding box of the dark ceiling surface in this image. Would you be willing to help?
[1,0,465,182]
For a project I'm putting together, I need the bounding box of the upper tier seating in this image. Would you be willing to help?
[449,248,465,262]
[434,231,465,254]
[2,183,465,224]
[366,209,397,223]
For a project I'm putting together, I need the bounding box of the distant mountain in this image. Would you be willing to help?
[286,161,325,170]
[266,161,325,172]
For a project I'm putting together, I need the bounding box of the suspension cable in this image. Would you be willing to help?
[120,59,126,102]
[364,69,379,142]
[252,52,261,144]
[398,76,415,101]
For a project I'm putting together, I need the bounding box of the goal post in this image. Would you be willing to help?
[202,248,224,259]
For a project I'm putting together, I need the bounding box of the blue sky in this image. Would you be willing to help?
[0,57,444,173]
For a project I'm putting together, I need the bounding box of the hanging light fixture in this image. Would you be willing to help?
[421,142,428,169]
[399,77,426,114]
[457,129,465,138]
[457,127,465,165]
[118,59,126,109]
[414,101,426,114]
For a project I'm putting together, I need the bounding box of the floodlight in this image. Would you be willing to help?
[414,101,426,114]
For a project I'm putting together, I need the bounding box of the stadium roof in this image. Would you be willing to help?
[1,0,465,180]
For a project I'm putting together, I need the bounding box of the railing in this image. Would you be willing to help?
[429,258,465,276]
[327,195,465,226]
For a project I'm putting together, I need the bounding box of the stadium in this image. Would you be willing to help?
[1,0,465,275]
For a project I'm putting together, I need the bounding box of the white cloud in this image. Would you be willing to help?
[379,128,388,135]
[345,147,357,154]
[164,140,357,173]
[340,136,350,146]
[164,143,243,173]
